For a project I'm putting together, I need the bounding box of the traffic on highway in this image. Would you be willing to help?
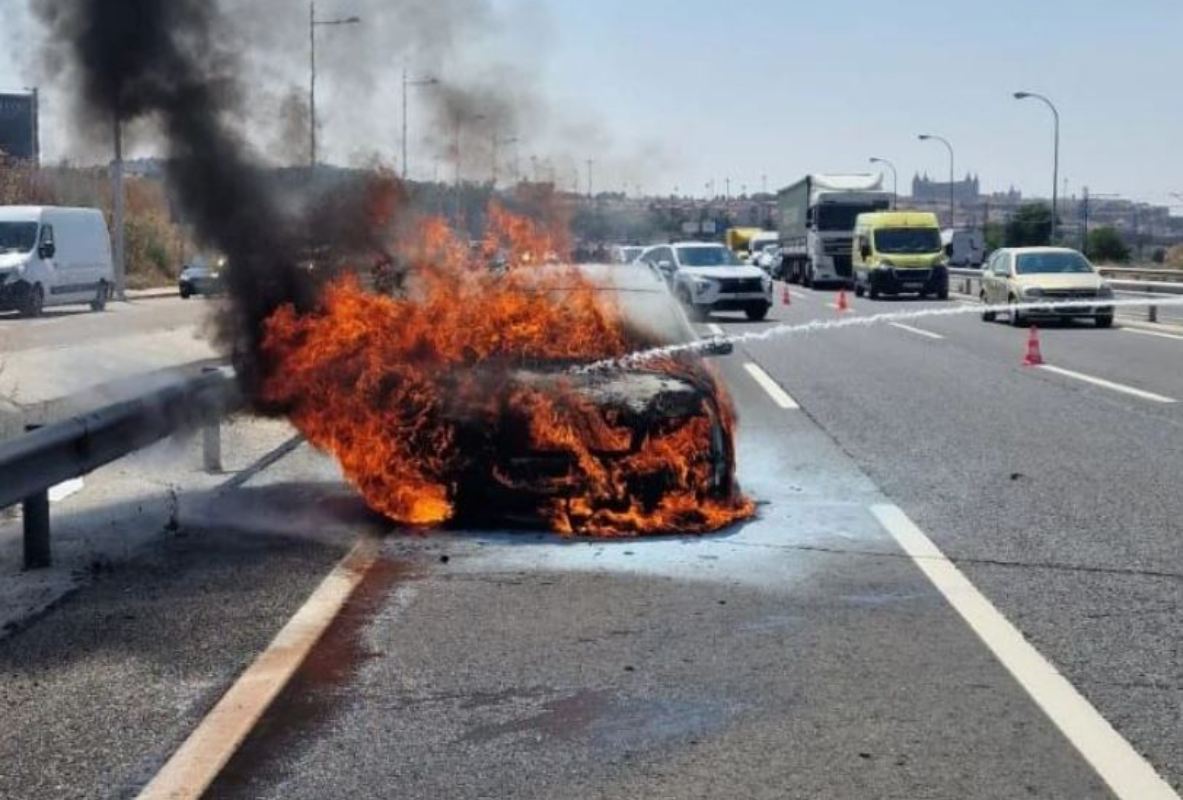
[2,1,1182,799]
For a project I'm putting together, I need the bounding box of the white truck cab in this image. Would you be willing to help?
[0,206,115,316]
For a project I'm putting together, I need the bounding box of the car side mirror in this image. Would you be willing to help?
[658,260,673,272]
[38,242,55,260]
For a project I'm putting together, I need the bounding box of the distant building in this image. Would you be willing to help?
[912,172,981,204]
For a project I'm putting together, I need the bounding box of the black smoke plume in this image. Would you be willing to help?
[32,0,318,397]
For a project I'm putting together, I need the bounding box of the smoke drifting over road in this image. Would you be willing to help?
[33,0,316,394]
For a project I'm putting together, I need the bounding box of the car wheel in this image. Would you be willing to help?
[980,292,996,322]
[1009,295,1027,327]
[90,281,109,312]
[20,283,44,317]
[745,303,770,322]
[937,288,949,301]
[802,266,813,288]
[868,282,879,300]
[1095,313,1114,328]
[179,284,192,299]
[854,282,865,298]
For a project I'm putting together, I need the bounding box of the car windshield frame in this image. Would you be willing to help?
[874,227,942,255]
[0,222,40,254]
[676,246,744,268]
[1015,251,1095,276]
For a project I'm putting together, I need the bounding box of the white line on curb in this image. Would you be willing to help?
[137,537,381,800]
[707,323,724,336]
[1037,364,1176,404]
[48,478,85,503]
[743,362,799,410]
[871,504,1180,800]
[889,322,944,340]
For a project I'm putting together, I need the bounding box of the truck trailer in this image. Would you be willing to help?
[776,174,891,288]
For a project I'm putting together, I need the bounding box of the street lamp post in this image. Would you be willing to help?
[918,134,955,229]
[1014,91,1060,242]
[402,70,438,180]
[309,1,361,169]
[869,157,898,209]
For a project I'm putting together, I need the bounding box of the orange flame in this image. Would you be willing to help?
[259,202,754,536]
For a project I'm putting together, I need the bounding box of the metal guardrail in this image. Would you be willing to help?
[947,268,1183,323]
[1098,265,1183,282]
[0,367,242,569]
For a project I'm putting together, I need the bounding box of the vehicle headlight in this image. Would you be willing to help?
[1022,287,1044,298]
[879,258,895,268]
[693,278,714,296]
[1097,284,1114,298]
[210,271,221,280]
[761,275,772,292]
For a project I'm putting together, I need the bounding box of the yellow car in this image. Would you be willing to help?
[979,247,1115,328]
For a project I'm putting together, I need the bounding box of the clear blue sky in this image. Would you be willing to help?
[529,0,1183,205]
[3,0,1180,206]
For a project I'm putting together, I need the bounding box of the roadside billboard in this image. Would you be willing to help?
[0,92,39,163]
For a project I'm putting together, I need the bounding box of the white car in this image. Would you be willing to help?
[0,205,114,317]
[640,242,773,321]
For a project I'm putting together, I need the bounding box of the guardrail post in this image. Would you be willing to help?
[22,425,50,569]
[201,368,223,474]
[1149,303,1158,324]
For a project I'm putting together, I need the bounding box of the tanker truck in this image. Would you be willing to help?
[776,174,892,288]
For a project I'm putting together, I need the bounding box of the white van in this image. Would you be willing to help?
[0,206,115,316]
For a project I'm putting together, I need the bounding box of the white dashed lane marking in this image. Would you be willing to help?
[742,362,799,410]
[889,322,944,340]
[872,505,1180,800]
[1037,364,1176,404]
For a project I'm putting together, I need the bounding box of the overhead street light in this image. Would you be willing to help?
[1014,91,1060,241]
[309,1,361,169]
[869,157,898,209]
[918,134,955,230]
[402,70,439,180]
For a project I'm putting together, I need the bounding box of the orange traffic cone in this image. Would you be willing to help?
[1023,325,1044,366]
[836,289,850,313]
[781,283,792,306]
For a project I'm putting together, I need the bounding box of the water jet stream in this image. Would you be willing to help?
[580,296,1183,373]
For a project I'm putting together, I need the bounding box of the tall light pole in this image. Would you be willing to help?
[111,113,126,300]
[586,159,594,199]
[918,134,955,229]
[309,2,361,169]
[1014,91,1060,242]
[402,70,438,180]
[869,156,898,209]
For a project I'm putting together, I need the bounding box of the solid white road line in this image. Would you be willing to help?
[137,537,381,800]
[743,362,799,410]
[889,322,944,340]
[871,505,1180,800]
[1122,327,1183,342]
[707,323,724,336]
[1037,364,1176,404]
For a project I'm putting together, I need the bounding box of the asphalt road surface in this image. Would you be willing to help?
[0,284,1179,799]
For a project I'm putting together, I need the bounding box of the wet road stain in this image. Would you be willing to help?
[206,554,409,799]
[458,689,725,751]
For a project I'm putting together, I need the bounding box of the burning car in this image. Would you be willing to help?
[260,224,755,538]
